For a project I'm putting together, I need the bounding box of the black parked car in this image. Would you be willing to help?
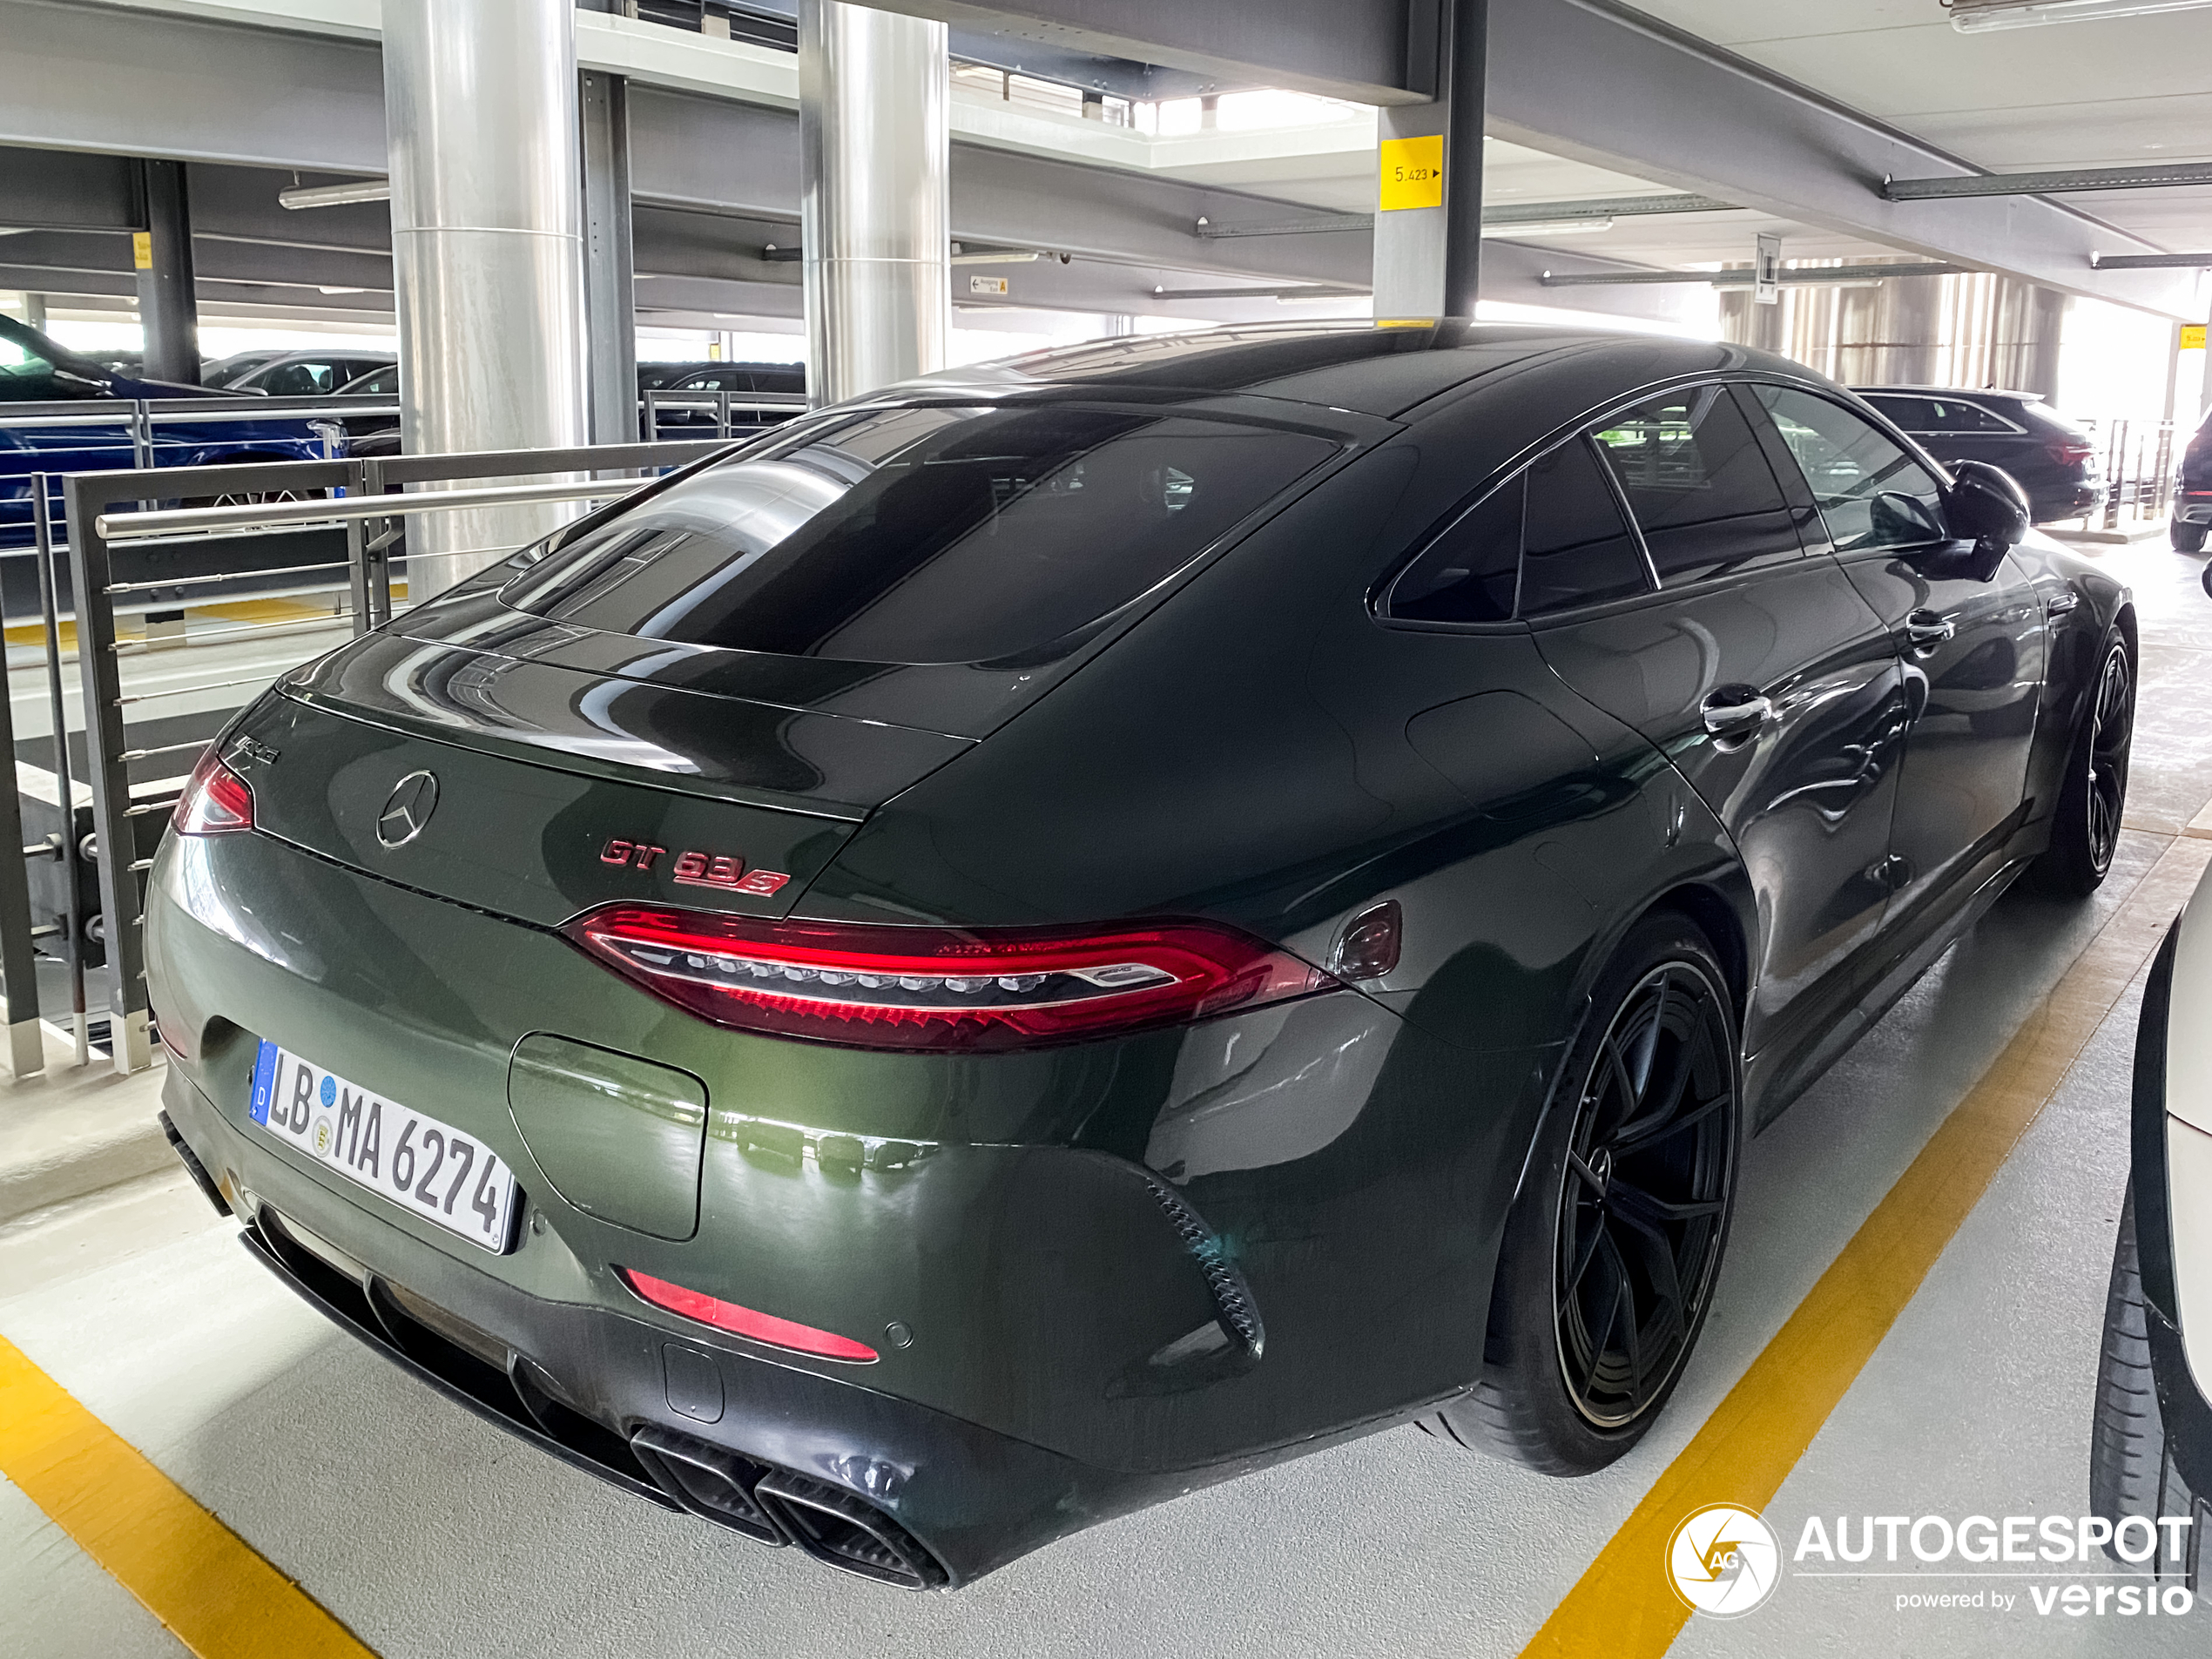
[2172,409,2211,552]
[153,323,2132,1588]
[1854,386,2102,524]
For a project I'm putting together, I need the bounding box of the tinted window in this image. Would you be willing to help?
[1592,386,1797,587]
[1870,395,2015,435]
[1388,477,1521,624]
[1519,438,1651,617]
[502,403,1337,664]
[1752,386,1948,554]
[342,367,399,397]
[251,361,342,396]
[1862,395,1941,432]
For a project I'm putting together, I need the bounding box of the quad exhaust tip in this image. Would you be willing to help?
[631,1424,948,1590]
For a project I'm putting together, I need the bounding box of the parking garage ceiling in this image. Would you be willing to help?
[0,0,2206,327]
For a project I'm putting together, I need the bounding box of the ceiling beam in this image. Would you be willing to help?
[1885,160,2212,201]
[1543,261,1960,287]
[1481,0,2202,320]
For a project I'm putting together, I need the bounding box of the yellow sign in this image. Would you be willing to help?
[1379,136,1444,212]
[132,232,152,271]
[2184,323,2209,351]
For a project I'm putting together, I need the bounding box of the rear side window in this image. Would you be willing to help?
[1519,438,1651,617]
[1861,395,1940,433]
[1752,385,1948,554]
[501,403,1337,664]
[1383,437,1652,624]
[1591,385,1799,588]
[1386,478,1522,624]
[1868,395,2016,435]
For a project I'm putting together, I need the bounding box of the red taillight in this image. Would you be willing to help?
[620,1267,878,1362]
[172,750,254,835]
[563,905,1338,1052]
[2047,436,2095,468]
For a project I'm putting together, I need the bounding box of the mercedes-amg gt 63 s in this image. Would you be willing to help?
[152,323,2136,1589]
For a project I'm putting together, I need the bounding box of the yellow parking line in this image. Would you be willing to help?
[1520,833,2212,1658]
[0,1332,374,1659]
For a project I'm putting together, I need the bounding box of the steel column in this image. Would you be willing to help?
[133,159,199,384]
[799,0,950,405]
[1372,0,1486,320]
[382,0,590,597]
[581,69,639,446]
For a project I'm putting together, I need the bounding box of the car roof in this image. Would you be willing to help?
[915,320,1809,421]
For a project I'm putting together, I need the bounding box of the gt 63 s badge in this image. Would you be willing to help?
[600,838,790,895]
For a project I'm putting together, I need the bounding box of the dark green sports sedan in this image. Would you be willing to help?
[150,322,2134,1588]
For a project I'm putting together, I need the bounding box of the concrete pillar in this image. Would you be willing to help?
[23,293,47,333]
[580,68,638,446]
[798,0,949,407]
[1991,278,2064,399]
[383,0,590,597]
[1372,0,1487,320]
[133,159,198,384]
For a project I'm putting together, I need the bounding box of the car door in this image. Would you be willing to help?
[1750,385,2046,950]
[1526,384,1909,1068]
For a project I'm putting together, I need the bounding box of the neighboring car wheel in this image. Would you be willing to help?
[2032,631,2134,897]
[2087,1183,2202,1589]
[2173,519,2208,554]
[1420,912,1742,1474]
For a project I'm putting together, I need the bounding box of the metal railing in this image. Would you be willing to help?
[643,388,807,442]
[4,436,726,1078]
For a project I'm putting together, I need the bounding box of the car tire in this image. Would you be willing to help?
[2173,520,2208,555]
[2030,630,2134,899]
[1419,912,1743,1475]
[2088,1183,2203,1588]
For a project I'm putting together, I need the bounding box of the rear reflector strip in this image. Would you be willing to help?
[619,1268,878,1363]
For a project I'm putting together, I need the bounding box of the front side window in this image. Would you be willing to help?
[1752,385,1948,554]
[1591,385,1797,587]
[502,403,1337,664]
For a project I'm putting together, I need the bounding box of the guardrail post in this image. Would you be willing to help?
[0,501,46,1078]
[63,474,153,1073]
[363,456,394,626]
[345,456,373,637]
[33,477,88,1068]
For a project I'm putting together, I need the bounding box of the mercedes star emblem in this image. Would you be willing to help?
[375,771,440,848]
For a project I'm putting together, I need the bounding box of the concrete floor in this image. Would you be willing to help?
[5,535,2212,1657]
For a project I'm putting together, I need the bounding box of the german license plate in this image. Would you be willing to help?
[247,1040,518,1254]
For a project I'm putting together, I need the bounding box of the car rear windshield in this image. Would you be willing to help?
[499,403,1338,664]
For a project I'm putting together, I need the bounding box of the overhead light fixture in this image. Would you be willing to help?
[1481,218,1616,238]
[317,286,368,295]
[1948,0,2212,30]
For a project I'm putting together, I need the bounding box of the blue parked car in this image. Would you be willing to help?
[2,315,341,550]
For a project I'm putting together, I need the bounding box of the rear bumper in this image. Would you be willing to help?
[149,824,1527,1575]
[165,1062,1173,1587]
[2175,495,2212,527]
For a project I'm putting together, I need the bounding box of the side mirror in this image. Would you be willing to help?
[1943,461,2030,580]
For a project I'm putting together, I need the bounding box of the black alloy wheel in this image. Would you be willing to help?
[1419,914,1742,1475]
[1554,961,1737,1430]
[2084,641,2135,878]
[2034,630,2134,897]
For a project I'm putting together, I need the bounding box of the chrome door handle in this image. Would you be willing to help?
[1702,691,1773,739]
[2047,590,2080,616]
[1904,610,1956,650]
